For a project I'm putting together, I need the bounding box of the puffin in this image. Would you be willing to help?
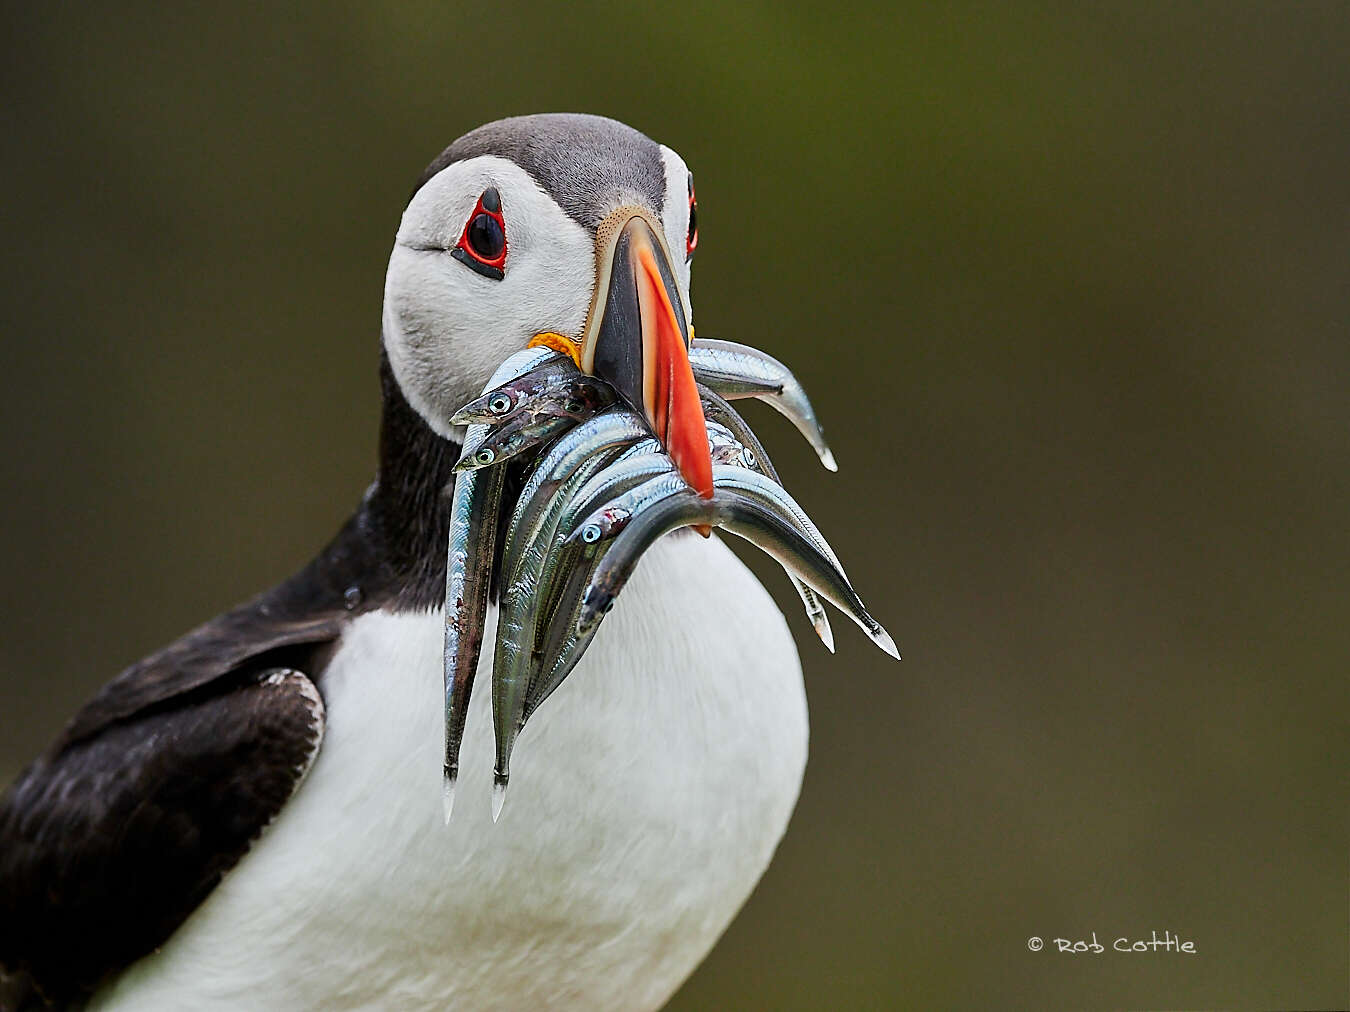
[0,114,808,1011]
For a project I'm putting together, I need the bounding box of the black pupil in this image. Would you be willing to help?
[468,213,504,260]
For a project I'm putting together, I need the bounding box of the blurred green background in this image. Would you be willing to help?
[2,3,1346,1008]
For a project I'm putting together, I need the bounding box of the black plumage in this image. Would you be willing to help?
[0,357,457,1007]
[0,670,322,1007]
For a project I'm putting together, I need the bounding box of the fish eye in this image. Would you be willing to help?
[452,187,508,280]
[581,523,602,543]
[474,447,496,466]
[488,393,512,415]
[741,447,756,468]
[564,398,583,413]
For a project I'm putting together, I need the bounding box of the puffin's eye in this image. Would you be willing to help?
[685,175,698,261]
[452,187,508,280]
[468,215,504,258]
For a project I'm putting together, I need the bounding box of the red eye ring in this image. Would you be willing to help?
[685,178,698,260]
[452,187,508,280]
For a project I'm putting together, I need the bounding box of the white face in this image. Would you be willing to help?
[383,147,697,440]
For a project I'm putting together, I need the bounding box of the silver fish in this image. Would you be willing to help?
[699,386,834,652]
[451,366,614,427]
[487,417,654,815]
[574,488,898,661]
[526,450,679,655]
[716,495,896,658]
[567,471,695,548]
[453,399,594,473]
[612,435,661,462]
[705,420,751,464]
[519,470,700,727]
[499,408,650,584]
[442,345,558,822]
[519,539,607,726]
[572,491,708,633]
[691,338,837,471]
[603,411,755,468]
[709,463,843,568]
[527,485,708,728]
[520,451,682,723]
[488,562,546,819]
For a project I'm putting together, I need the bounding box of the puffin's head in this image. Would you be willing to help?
[383,113,709,494]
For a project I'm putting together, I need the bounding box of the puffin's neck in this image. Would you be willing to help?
[368,350,462,611]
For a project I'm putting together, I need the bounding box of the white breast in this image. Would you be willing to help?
[91,532,807,1012]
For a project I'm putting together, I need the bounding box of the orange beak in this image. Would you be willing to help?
[580,209,713,499]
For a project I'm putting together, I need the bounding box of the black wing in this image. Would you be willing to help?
[0,668,324,1007]
[0,367,465,1008]
[0,507,393,1008]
